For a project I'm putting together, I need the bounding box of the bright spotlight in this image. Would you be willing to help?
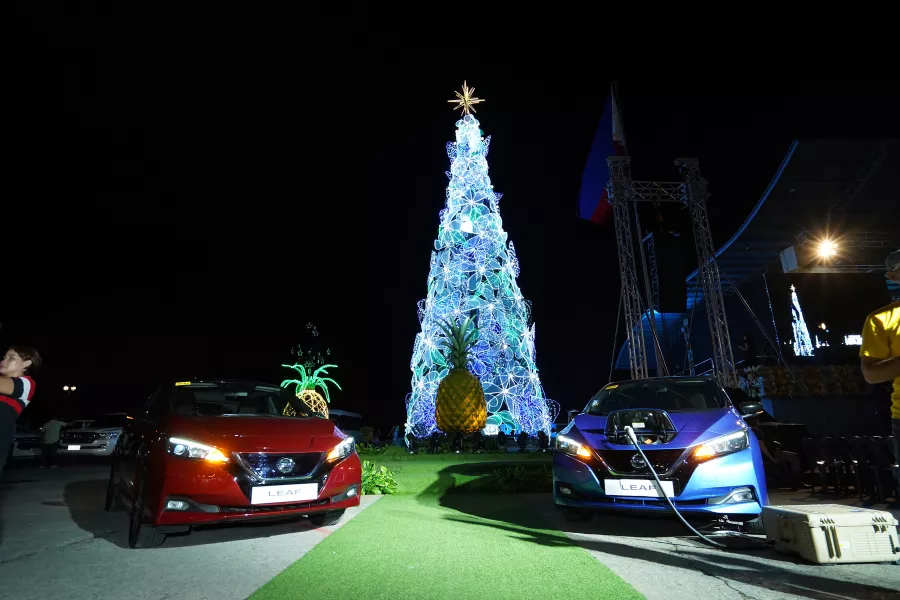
[71,386,77,391]
[818,239,837,259]
[63,386,69,391]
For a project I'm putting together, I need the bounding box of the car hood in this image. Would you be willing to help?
[167,414,346,454]
[63,427,123,434]
[571,408,745,450]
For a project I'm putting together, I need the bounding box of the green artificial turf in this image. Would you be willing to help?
[251,449,644,600]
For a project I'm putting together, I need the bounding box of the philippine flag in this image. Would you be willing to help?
[577,86,626,225]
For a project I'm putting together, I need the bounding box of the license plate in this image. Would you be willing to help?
[67,445,81,451]
[605,478,675,498]
[250,483,318,505]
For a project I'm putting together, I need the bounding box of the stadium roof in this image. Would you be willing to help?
[617,139,900,371]
[686,138,900,309]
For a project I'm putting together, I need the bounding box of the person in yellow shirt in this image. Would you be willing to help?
[860,250,900,474]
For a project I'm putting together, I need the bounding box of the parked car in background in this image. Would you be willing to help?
[107,378,361,548]
[327,410,363,442]
[59,413,128,457]
[10,424,42,460]
[63,419,95,431]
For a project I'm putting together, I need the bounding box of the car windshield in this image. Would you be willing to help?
[89,414,128,429]
[585,379,726,416]
[169,382,314,418]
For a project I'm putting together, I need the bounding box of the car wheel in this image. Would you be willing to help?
[128,473,166,548]
[561,507,593,523]
[104,464,122,512]
[740,516,766,535]
[308,510,345,527]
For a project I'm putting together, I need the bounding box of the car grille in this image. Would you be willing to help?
[62,432,99,444]
[238,453,323,479]
[596,449,687,475]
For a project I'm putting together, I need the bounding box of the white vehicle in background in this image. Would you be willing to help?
[9,424,42,459]
[63,419,95,431]
[59,413,128,457]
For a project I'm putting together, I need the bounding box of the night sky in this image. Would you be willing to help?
[6,15,899,430]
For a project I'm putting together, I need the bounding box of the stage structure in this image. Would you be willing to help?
[608,156,738,387]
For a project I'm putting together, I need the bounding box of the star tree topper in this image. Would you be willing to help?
[447,81,484,115]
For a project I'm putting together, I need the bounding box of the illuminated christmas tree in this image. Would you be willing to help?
[405,83,552,443]
[790,284,813,357]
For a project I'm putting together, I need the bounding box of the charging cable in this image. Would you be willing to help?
[623,426,769,551]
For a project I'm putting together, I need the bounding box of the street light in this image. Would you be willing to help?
[817,239,837,259]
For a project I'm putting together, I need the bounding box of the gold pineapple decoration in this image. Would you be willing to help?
[435,316,486,433]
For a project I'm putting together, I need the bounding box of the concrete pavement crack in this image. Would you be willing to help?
[720,578,762,600]
[0,531,117,564]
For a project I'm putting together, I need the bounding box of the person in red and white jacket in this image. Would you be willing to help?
[1,345,41,477]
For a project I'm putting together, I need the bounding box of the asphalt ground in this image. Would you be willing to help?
[545,492,900,600]
[2,460,898,600]
[0,462,379,600]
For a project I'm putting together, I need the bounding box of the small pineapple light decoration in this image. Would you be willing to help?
[434,316,486,433]
[280,363,341,418]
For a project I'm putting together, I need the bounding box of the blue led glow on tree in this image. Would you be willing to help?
[405,86,551,442]
[790,284,814,357]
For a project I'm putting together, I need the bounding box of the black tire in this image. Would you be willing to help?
[740,516,766,535]
[128,473,166,548]
[104,464,122,512]
[308,510,345,527]
[561,507,593,523]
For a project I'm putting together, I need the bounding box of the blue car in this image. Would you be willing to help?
[553,377,767,531]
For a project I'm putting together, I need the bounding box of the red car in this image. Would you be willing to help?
[106,378,361,548]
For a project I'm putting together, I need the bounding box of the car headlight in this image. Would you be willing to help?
[692,430,749,461]
[326,437,355,461]
[556,434,592,459]
[167,437,229,463]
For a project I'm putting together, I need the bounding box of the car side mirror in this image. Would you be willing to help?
[739,402,763,417]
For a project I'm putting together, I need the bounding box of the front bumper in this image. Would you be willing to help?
[58,441,117,456]
[152,453,362,526]
[553,448,766,519]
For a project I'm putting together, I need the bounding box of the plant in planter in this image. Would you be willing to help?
[361,460,398,495]
[493,464,553,493]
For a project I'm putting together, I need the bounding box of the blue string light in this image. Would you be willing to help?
[405,114,551,442]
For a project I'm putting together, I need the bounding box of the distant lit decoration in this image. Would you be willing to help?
[281,364,341,418]
[790,285,814,357]
[447,81,484,115]
[844,334,863,346]
[291,323,331,372]
[545,398,561,423]
[815,335,829,349]
[405,106,550,444]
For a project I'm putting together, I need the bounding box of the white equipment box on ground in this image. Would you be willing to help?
[763,504,900,564]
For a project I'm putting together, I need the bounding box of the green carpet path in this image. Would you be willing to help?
[251,449,643,600]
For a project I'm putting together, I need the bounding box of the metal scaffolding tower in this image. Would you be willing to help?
[609,158,650,380]
[607,156,737,387]
[679,158,737,387]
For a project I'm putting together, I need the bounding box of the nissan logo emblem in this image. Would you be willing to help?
[630,454,647,470]
[275,457,296,474]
